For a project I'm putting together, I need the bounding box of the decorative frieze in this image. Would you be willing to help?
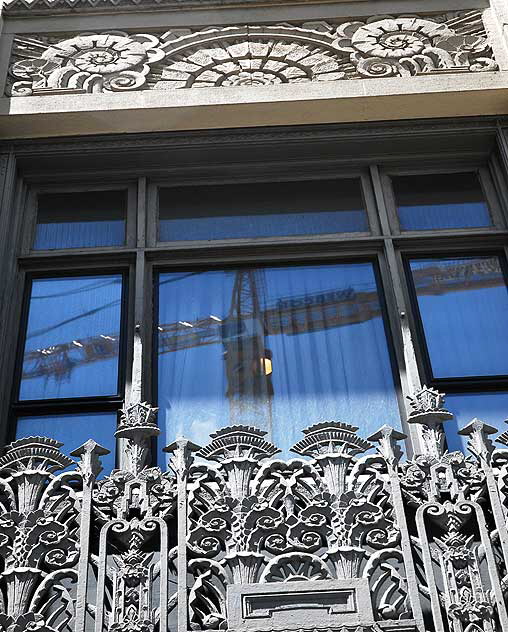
[7,11,498,97]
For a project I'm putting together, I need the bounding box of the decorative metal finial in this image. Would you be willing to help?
[116,401,160,476]
[406,386,453,459]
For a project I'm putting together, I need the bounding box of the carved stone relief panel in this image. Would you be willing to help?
[6,11,498,97]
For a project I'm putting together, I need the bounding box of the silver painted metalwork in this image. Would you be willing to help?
[1,389,508,631]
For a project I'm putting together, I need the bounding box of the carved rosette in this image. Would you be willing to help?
[9,32,165,95]
[335,16,497,77]
[7,12,498,97]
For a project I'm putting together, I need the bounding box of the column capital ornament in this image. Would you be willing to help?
[406,386,453,459]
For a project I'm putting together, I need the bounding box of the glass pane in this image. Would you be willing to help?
[16,413,116,474]
[445,392,508,452]
[157,263,400,461]
[34,191,126,250]
[409,256,508,378]
[393,172,492,231]
[20,275,123,400]
[158,179,368,241]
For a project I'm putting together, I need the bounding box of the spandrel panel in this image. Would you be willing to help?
[409,256,508,378]
[34,190,126,250]
[393,172,492,231]
[19,275,123,400]
[15,412,117,474]
[158,179,369,241]
[157,263,401,461]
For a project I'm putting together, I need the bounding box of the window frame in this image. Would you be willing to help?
[3,122,508,460]
[401,247,508,394]
[380,161,506,236]
[8,265,132,461]
[147,168,381,248]
[21,182,138,255]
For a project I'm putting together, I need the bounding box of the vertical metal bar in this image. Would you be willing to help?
[165,439,200,632]
[95,522,114,632]
[370,165,423,453]
[159,519,169,632]
[72,441,110,632]
[469,501,508,629]
[369,426,424,629]
[415,503,446,632]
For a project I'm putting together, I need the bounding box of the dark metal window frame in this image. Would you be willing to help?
[149,168,380,248]
[380,161,506,236]
[21,182,138,255]
[8,265,132,464]
[402,248,508,394]
[151,254,406,449]
[2,120,508,458]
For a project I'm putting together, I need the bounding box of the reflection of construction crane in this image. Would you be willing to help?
[222,270,273,428]
[22,259,504,421]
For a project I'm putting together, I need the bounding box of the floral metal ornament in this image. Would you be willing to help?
[0,389,508,632]
[0,437,80,632]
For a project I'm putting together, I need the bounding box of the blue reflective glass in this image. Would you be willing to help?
[157,264,400,462]
[34,191,126,250]
[445,392,508,452]
[20,275,123,400]
[16,413,116,474]
[394,173,492,231]
[159,179,368,241]
[409,257,508,378]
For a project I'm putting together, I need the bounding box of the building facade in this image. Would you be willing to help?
[2,0,508,630]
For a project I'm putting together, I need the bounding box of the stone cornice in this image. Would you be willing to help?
[1,0,366,17]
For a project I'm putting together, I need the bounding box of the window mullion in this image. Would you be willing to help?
[369,165,424,454]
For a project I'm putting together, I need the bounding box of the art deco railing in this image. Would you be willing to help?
[0,387,508,632]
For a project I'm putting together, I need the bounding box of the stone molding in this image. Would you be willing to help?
[6,12,498,97]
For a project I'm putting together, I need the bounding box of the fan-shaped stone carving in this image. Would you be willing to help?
[153,25,351,89]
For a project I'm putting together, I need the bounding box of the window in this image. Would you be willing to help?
[392,172,492,231]
[5,128,508,467]
[407,256,508,378]
[406,254,508,449]
[12,272,127,467]
[156,262,400,456]
[33,190,127,250]
[158,178,370,242]
[19,274,124,400]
